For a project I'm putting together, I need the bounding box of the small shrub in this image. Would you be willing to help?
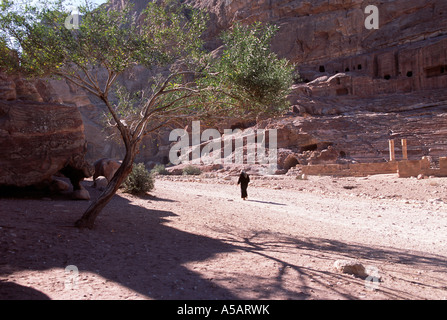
[151,164,169,175]
[122,163,154,195]
[182,164,201,175]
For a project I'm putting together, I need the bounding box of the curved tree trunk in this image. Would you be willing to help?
[75,145,136,229]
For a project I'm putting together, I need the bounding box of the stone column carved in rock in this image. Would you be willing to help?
[401,139,408,160]
[389,139,395,162]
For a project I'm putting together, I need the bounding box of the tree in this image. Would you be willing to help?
[0,0,295,229]
[204,22,295,116]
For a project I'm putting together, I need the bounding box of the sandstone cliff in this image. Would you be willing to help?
[184,0,447,167]
[3,0,446,174]
[0,73,92,193]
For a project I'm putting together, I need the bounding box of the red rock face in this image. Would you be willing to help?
[182,0,447,99]
[3,0,446,172]
[0,76,92,188]
[0,72,16,101]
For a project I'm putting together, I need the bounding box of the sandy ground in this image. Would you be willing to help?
[1,173,447,300]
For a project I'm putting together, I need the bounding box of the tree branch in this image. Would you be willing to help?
[55,71,102,97]
[100,94,132,149]
[76,63,101,93]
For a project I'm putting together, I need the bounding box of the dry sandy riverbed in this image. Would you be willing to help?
[1,173,446,300]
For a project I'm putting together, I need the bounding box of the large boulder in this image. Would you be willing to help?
[0,100,92,190]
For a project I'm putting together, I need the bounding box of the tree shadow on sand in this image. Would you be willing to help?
[217,230,447,300]
[0,281,51,300]
[0,183,238,299]
[2,183,447,300]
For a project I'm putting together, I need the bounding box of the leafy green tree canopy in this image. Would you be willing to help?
[201,22,295,117]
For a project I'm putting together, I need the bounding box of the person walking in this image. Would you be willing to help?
[237,170,250,200]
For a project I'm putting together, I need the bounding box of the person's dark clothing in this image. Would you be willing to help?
[237,172,250,199]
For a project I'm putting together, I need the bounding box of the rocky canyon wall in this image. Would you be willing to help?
[183,0,447,102]
[183,0,447,166]
[2,0,446,173]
